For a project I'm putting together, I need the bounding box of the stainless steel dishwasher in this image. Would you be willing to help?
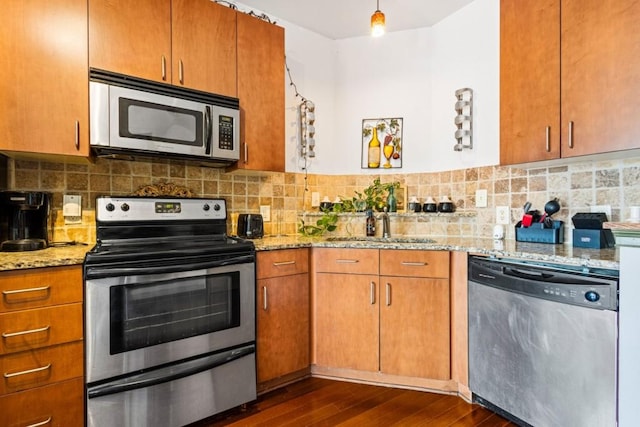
[468,256,618,427]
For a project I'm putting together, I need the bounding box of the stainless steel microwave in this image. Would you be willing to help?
[89,70,240,166]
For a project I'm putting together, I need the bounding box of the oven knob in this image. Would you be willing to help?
[585,291,600,302]
[121,203,130,212]
[203,204,210,211]
[213,204,221,211]
[105,203,115,212]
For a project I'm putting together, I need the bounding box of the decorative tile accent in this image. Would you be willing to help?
[6,156,640,243]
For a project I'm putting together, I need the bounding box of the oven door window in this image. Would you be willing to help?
[110,272,240,354]
[119,97,203,146]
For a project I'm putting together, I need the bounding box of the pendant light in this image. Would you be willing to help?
[371,0,385,37]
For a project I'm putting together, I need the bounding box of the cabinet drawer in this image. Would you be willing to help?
[1,266,82,313]
[0,377,84,426]
[257,248,309,279]
[0,304,83,355]
[380,250,449,278]
[1,341,83,395]
[313,248,379,275]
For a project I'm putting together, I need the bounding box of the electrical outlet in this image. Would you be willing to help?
[311,192,320,207]
[496,206,510,225]
[590,204,612,218]
[260,205,271,222]
[475,189,488,208]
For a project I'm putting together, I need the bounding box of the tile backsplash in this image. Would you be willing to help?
[7,155,640,243]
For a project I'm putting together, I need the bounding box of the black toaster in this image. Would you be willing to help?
[237,213,264,239]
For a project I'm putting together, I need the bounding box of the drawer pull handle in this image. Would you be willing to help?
[545,126,551,152]
[568,121,574,149]
[27,417,52,427]
[2,285,51,297]
[401,261,427,266]
[336,259,359,264]
[370,281,376,305]
[4,363,51,379]
[74,120,80,150]
[273,260,296,266]
[2,325,50,339]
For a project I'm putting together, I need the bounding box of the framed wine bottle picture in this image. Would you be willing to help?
[361,118,403,169]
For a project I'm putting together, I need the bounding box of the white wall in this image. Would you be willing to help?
[234,0,500,175]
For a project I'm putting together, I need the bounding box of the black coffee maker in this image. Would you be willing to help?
[0,191,51,251]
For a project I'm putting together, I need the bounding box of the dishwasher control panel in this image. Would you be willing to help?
[470,256,618,311]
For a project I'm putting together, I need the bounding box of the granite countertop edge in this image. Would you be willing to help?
[0,235,621,272]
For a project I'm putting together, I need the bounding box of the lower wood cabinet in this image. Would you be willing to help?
[0,266,84,426]
[0,377,84,426]
[312,248,451,385]
[256,249,310,391]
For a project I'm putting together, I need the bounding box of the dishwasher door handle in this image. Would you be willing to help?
[504,267,553,281]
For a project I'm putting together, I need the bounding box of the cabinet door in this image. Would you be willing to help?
[500,0,560,165]
[0,341,83,395]
[257,248,309,280]
[0,377,84,427]
[257,273,309,383]
[89,0,171,83]
[0,0,88,157]
[0,304,83,355]
[314,273,379,372]
[560,0,640,157]
[1,266,82,312]
[235,13,285,172]
[380,276,450,380]
[172,0,237,96]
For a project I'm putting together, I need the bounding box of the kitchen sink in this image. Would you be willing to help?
[326,236,437,244]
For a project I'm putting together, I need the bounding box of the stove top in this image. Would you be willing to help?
[86,196,254,266]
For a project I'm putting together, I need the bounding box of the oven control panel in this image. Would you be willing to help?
[96,197,226,221]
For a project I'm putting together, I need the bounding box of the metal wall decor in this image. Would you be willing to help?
[298,100,316,160]
[453,88,473,151]
[361,118,403,169]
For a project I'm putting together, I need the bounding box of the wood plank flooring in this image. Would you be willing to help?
[191,378,517,426]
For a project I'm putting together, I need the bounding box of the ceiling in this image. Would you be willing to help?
[236,0,476,40]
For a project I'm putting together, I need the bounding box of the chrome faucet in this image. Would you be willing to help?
[379,207,391,238]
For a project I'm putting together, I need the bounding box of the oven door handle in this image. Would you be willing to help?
[85,254,255,278]
[87,343,255,399]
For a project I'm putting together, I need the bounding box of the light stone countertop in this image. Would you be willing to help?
[0,235,620,272]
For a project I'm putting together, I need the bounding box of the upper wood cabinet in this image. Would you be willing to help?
[500,0,640,165]
[89,0,237,97]
[0,0,89,158]
[233,13,285,172]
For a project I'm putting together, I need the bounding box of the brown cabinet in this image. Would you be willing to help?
[89,0,237,97]
[379,250,450,380]
[500,0,640,165]
[256,249,310,390]
[312,248,451,381]
[0,266,84,425]
[0,0,88,158]
[233,13,285,173]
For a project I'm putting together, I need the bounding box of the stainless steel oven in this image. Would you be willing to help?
[84,197,256,427]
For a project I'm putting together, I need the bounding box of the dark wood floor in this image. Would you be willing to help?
[192,377,516,427]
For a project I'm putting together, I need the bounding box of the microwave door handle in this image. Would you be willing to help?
[204,106,212,155]
[87,344,255,399]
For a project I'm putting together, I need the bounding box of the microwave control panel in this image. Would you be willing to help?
[218,115,234,151]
